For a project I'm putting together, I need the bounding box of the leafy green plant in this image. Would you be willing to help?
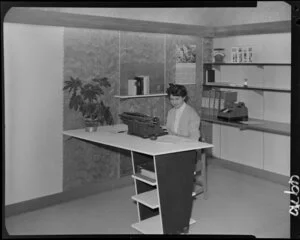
[63,76,114,125]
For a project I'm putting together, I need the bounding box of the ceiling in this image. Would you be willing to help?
[29,1,291,27]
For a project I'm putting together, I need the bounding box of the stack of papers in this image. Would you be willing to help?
[155,135,196,144]
[239,120,263,125]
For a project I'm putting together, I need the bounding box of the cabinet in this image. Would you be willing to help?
[220,125,263,169]
[130,151,197,234]
[263,133,290,176]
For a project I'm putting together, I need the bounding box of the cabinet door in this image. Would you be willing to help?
[220,125,263,169]
[263,133,290,176]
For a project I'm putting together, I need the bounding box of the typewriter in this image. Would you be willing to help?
[217,102,248,121]
[119,112,168,139]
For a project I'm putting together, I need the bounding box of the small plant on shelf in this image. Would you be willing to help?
[63,76,114,132]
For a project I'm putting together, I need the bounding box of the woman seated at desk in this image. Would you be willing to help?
[166,84,206,196]
[165,83,201,141]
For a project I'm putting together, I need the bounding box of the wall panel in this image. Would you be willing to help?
[63,28,120,190]
[4,23,64,204]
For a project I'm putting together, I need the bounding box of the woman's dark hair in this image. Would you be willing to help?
[166,83,189,102]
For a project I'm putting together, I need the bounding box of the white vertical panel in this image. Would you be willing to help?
[212,123,221,158]
[264,92,290,123]
[220,126,263,169]
[219,65,245,85]
[235,90,264,120]
[263,66,291,90]
[263,133,290,176]
[4,23,64,205]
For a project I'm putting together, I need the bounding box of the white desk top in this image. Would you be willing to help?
[63,124,213,156]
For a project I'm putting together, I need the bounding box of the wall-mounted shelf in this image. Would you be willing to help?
[203,83,290,93]
[203,63,290,66]
[114,93,167,99]
[201,109,290,136]
[203,63,291,93]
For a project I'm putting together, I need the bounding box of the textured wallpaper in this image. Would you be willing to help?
[63,28,120,190]
[119,31,166,176]
[120,31,165,95]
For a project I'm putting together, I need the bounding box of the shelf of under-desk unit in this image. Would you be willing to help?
[131,185,200,209]
[131,189,159,209]
[132,173,157,186]
[131,215,196,234]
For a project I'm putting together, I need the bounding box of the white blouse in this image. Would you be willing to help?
[173,102,186,133]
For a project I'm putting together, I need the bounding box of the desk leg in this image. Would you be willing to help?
[155,150,196,234]
[201,151,208,200]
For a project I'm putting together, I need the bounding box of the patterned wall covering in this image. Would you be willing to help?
[201,37,213,148]
[63,28,120,190]
[120,31,165,95]
[203,38,213,63]
[119,31,166,176]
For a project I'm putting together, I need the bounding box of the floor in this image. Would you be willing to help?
[5,162,290,237]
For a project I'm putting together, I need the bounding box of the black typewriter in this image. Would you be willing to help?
[119,112,168,139]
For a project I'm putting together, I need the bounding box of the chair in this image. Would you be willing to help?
[193,124,208,199]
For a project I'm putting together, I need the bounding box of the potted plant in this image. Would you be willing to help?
[63,76,114,132]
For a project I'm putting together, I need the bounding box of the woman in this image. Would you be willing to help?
[166,83,201,141]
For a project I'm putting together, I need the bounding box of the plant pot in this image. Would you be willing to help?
[213,48,225,63]
[84,119,99,132]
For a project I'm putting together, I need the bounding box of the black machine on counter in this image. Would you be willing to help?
[217,101,248,121]
[119,112,168,139]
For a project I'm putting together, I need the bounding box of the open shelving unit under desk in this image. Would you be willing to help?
[130,151,198,234]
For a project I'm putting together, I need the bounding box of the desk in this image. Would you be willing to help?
[63,124,213,234]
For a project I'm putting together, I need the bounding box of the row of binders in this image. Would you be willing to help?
[202,90,237,112]
[128,75,150,95]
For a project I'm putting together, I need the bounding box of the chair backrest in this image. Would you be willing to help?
[198,121,206,142]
